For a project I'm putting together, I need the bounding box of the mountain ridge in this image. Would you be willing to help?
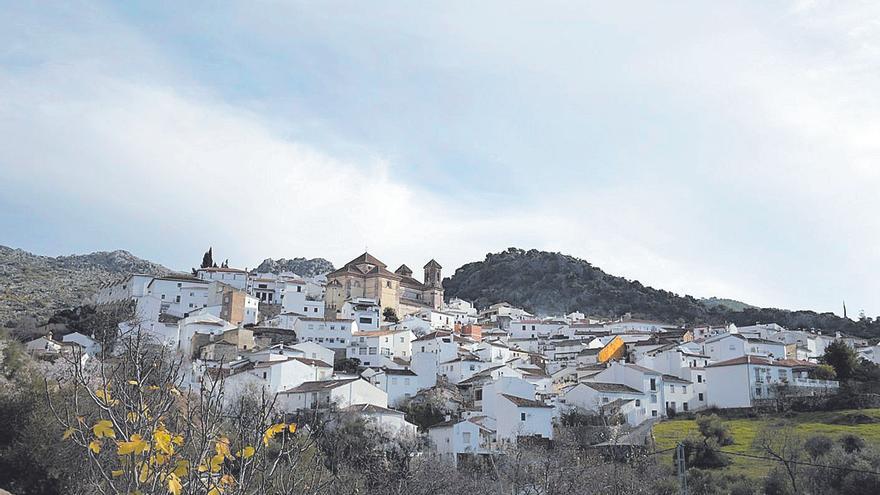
[443,247,880,339]
[0,245,172,326]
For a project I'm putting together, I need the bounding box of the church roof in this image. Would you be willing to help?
[327,252,401,280]
[424,259,442,269]
[395,264,413,276]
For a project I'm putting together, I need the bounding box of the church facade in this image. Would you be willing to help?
[324,253,443,318]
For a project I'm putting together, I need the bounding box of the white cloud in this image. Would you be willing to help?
[3,1,880,316]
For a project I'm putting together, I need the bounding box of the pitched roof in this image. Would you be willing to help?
[661,374,692,384]
[279,378,360,394]
[424,259,442,269]
[582,382,642,394]
[501,394,552,408]
[344,403,405,416]
[706,355,773,368]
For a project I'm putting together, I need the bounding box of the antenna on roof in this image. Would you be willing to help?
[843,300,847,319]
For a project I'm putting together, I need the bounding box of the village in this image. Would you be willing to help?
[22,251,872,467]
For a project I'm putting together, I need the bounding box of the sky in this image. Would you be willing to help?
[1,1,879,316]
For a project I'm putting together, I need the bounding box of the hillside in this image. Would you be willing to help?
[0,246,171,326]
[252,257,335,278]
[444,248,880,339]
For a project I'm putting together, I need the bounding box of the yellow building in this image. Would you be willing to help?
[324,252,443,317]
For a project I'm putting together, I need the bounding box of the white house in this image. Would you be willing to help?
[604,318,677,334]
[347,329,415,367]
[361,367,421,406]
[62,332,102,356]
[428,416,497,466]
[343,403,418,436]
[509,320,567,339]
[703,333,787,362]
[196,267,248,290]
[494,393,554,444]
[293,317,356,351]
[438,356,491,384]
[177,313,238,358]
[705,356,839,409]
[339,298,381,330]
[222,356,333,401]
[558,382,647,425]
[289,341,335,366]
[588,362,667,419]
[276,378,388,411]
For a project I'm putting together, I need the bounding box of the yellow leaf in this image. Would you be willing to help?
[220,474,235,486]
[127,380,139,385]
[197,463,208,473]
[236,446,255,459]
[167,472,182,495]
[172,435,184,446]
[76,416,86,424]
[215,437,232,459]
[209,453,225,473]
[168,386,181,396]
[153,428,174,455]
[147,385,160,391]
[62,427,75,440]
[207,488,221,495]
[111,469,124,478]
[117,434,150,456]
[288,423,297,433]
[138,461,151,483]
[88,439,102,454]
[94,389,119,406]
[126,412,139,423]
[93,420,116,439]
[172,460,189,478]
[262,423,287,446]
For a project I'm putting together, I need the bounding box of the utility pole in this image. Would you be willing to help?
[676,442,688,495]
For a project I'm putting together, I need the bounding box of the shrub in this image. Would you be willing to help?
[839,433,866,453]
[803,434,834,459]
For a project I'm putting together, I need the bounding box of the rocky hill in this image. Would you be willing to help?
[0,246,171,326]
[444,248,880,339]
[252,257,334,278]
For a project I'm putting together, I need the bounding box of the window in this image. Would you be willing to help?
[475,389,483,400]
[602,397,609,403]
[651,395,658,404]
[359,317,371,324]
[635,399,641,407]
[369,347,377,355]
[683,403,689,412]
[161,294,166,300]
[386,281,392,288]
[304,307,308,312]
[652,410,658,417]
[698,393,704,401]
[755,387,762,396]
[463,432,471,443]
[520,412,526,421]
[262,372,267,379]
[313,307,318,313]
[697,375,703,383]
[650,378,657,391]
[359,348,366,355]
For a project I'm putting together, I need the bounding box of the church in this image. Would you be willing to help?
[324,252,443,317]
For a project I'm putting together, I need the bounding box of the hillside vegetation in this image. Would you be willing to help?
[0,246,170,327]
[653,409,880,479]
[444,248,880,339]
[252,257,335,277]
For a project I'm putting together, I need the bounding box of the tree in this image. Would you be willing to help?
[822,340,858,381]
[47,327,335,495]
[810,364,837,381]
[382,307,399,323]
[201,247,214,269]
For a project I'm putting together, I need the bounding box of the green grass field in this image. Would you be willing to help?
[652,409,880,478]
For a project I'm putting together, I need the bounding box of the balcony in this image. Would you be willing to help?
[791,377,839,388]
